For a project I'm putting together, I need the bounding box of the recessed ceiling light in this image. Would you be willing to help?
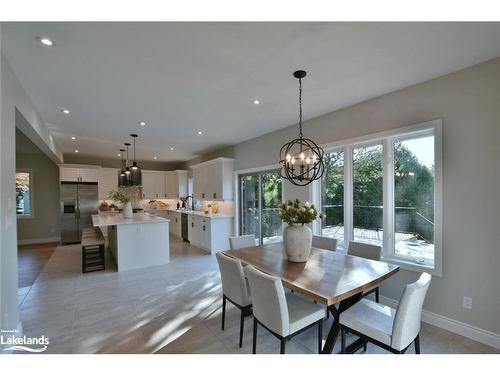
[170,147,174,151]
[61,109,71,115]
[253,99,260,105]
[153,156,157,160]
[140,122,146,126]
[75,150,79,153]
[197,131,203,135]
[71,136,76,140]
[38,37,54,47]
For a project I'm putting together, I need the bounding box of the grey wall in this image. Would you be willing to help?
[63,154,184,171]
[16,129,60,241]
[188,58,500,334]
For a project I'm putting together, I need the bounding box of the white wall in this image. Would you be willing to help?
[187,58,500,335]
[0,49,63,335]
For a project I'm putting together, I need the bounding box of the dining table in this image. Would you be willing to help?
[223,242,399,354]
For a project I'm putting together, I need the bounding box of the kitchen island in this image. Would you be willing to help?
[92,213,170,271]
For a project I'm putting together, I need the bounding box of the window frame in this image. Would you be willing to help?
[316,119,442,276]
[16,168,35,219]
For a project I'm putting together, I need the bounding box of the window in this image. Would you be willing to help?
[318,120,442,275]
[352,144,383,246]
[239,170,282,245]
[320,150,344,249]
[16,170,33,218]
[392,135,435,266]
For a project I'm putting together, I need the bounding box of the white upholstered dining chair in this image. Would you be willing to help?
[229,234,256,250]
[348,241,382,302]
[245,265,326,354]
[340,272,432,354]
[312,235,338,251]
[216,252,252,348]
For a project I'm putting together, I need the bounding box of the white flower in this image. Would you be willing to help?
[304,201,310,208]
[301,207,306,212]
[309,209,315,214]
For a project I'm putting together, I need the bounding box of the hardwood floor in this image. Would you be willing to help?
[18,242,58,289]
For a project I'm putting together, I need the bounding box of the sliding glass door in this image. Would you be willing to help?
[239,170,282,245]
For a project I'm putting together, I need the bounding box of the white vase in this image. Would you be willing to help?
[283,224,312,262]
[123,202,133,218]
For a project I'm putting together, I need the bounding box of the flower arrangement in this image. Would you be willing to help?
[279,198,326,225]
[108,186,140,205]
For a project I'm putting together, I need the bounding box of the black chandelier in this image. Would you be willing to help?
[129,134,142,186]
[279,70,325,186]
[118,148,128,187]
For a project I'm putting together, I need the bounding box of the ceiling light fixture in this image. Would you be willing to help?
[118,148,128,187]
[124,143,131,179]
[61,109,71,115]
[279,70,324,186]
[170,147,174,151]
[129,134,142,186]
[75,150,79,153]
[71,136,76,140]
[140,122,146,126]
[197,131,203,135]
[38,37,54,46]
[253,99,260,105]
[153,156,157,160]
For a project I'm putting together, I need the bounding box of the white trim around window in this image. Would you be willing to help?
[315,119,443,276]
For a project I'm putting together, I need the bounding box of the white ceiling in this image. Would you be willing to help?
[3,22,500,162]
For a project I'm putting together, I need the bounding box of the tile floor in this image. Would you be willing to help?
[17,237,498,354]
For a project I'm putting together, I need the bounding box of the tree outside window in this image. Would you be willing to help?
[16,171,32,217]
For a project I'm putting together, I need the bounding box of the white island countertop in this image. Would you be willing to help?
[92,212,170,227]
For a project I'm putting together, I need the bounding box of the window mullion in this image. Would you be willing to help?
[344,145,353,249]
[383,138,395,258]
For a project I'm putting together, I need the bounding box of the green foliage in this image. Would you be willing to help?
[261,173,282,208]
[279,198,325,225]
[108,187,140,204]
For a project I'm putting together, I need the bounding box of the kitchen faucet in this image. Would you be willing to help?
[185,195,195,211]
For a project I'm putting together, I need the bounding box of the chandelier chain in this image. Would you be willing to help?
[298,77,303,138]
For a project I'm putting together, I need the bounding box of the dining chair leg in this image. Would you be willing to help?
[252,318,257,354]
[239,308,245,348]
[340,327,346,354]
[414,334,420,354]
[326,307,330,319]
[375,287,380,303]
[363,341,367,352]
[318,320,323,353]
[221,295,227,331]
[280,338,286,354]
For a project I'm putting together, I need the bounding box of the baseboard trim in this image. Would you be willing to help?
[379,296,500,350]
[17,237,60,245]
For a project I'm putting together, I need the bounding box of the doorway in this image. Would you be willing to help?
[239,170,282,245]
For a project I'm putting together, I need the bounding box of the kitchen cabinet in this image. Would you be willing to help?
[165,170,188,199]
[98,168,119,199]
[60,165,99,182]
[187,213,233,254]
[141,170,166,199]
[191,158,234,201]
[152,210,182,238]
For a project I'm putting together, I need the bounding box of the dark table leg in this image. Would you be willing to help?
[321,293,362,354]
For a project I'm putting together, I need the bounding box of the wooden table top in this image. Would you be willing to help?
[223,243,399,306]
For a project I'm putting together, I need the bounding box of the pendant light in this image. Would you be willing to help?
[279,70,325,186]
[124,142,132,186]
[118,148,128,187]
[129,134,142,186]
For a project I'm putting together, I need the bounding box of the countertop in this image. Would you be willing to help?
[145,208,233,219]
[92,213,170,226]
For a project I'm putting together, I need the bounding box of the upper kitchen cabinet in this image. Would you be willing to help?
[191,158,234,201]
[165,170,188,199]
[141,170,166,199]
[59,165,99,183]
[98,168,119,199]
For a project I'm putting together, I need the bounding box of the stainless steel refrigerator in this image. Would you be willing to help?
[60,182,98,244]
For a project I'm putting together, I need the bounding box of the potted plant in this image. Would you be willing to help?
[279,199,326,262]
[108,187,140,218]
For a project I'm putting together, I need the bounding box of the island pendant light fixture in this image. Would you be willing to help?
[124,143,132,187]
[118,148,128,187]
[129,134,142,186]
[279,70,325,186]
